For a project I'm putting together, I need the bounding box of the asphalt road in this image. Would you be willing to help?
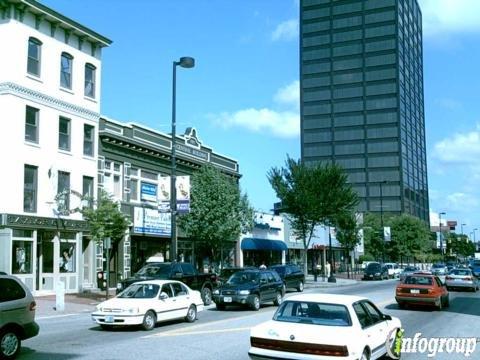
[19,279,480,360]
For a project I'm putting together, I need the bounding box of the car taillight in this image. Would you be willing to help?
[446,276,452,280]
[396,287,402,293]
[463,277,472,281]
[29,301,36,311]
[428,289,434,294]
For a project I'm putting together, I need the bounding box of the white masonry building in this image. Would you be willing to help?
[0,0,111,294]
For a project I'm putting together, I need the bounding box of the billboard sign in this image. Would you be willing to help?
[133,207,171,236]
[158,176,171,212]
[176,176,190,214]
[384,226,391,242]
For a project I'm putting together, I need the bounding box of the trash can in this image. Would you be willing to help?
[97,271,106,290]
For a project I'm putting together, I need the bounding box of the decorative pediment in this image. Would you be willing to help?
[183,127,201,149]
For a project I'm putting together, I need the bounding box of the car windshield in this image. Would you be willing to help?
[404,267,418,272]
[274,301,351,327]
[136,264,171,277]
[117,283,160,298]
[270,266,285,275]
[220,269,240,278]
[451,270,471,276]
[404,276,433,285]
[366,264,381,270]
[227,271,258,285]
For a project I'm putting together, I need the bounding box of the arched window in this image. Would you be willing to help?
[27,37,42,76]
[84,63,96,98]
[60,52,73,89]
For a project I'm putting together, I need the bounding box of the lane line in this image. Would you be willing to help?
[146,327,251,338]
[37,312,87,320]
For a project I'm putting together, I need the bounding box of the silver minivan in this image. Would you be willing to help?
[0,274,39,359]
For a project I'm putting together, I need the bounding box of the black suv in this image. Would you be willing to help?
[363,262,388,280]
[270,264,305,292]
[213,269,284,311]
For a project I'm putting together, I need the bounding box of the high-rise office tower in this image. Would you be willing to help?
[300,0,429,222]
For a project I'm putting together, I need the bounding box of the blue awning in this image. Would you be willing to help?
[241,238,288,251]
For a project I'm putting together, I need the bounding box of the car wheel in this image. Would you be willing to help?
[297,281,304,292]
[201,287,212,306]
[360,348,370,360]
[0,329,21,360]
[142,310,156,331]
[216,303,225,311]
[273,292,283,306]
[444,295,450,308]
[185,305,197,323]
[436,297,443,311]
[250,295,260,311]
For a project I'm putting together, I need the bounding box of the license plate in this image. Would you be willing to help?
[410,289,420,294]
[223,297,232,303]
[454,279,461,282]
[105,315,114,323]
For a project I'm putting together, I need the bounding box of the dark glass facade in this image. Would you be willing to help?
[300,0,429,222]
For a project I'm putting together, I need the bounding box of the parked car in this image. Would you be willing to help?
[213,269,284,311]
[360,261,376,270]
[0,274,39,359]
[445,268,479,292]
[469,260,480,277]
[399,266,420,282]
[92,280,203,330]
[363,262,388,280]
[383,263,401,279]
[269,264,305,292]
[249,293,402,360]
[116,262,217,305]
[395,273,449,310]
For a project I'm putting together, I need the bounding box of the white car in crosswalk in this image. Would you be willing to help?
[249,294,401,360]
[91,280,204,330]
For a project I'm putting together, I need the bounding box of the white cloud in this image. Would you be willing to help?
[433,128,480,165]
[274,80,299,109]
[271,19,298,41]
[212,109,299,138]
[419,0,480,36]
[446,192,479,212]
[210,81,299,138]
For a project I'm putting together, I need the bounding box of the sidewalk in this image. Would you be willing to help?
[35,291,107,318]
[304,273,359,289]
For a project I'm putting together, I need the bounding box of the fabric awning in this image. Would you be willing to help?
[241,238,288,251]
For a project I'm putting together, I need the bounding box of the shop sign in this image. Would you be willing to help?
[133,207,170,236]
[141,182,157,202]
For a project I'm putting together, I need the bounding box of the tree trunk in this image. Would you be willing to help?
[303,249,308,278]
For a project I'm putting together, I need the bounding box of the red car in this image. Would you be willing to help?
[395,273,449,310]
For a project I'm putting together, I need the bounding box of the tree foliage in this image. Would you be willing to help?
[388,214,432,262]
[335,212,360,252]
[362,213,384,261]
[178,165,254,264]
[446,233,476,259]
[81,189,130,245]
[268,157,358,274]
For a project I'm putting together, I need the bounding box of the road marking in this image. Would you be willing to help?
[37,312,86,320]
[146,327,251,338]
[142,311,270,339]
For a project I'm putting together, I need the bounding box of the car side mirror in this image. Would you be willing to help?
[383,314,392,321]
[160,292,169,300]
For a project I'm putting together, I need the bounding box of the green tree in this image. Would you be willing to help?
[446,233,476,260]
[335,211,360,278]
[268,157,358,275]
[178,165,254,267]
[81,189,130,245]
[388,214,431,264]
[362,213,383,261]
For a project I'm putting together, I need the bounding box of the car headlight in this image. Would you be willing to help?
[239,290,250,295]
[126,307,139,314]
[213,289,220,295]
[96,305,103,312]
[375,273,381,276]
[116,283,123,290]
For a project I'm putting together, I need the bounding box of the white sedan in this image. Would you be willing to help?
[249,294,401,360]
[91,280,204,330]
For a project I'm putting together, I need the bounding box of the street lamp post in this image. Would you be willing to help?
[439,212,446,262]
[379,181,387,263]
[474,228,478,251]
[461,223,466,236]
[170,56,195,262]
[328,226,336,283]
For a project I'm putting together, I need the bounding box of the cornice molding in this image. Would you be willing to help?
[0,82,100,121]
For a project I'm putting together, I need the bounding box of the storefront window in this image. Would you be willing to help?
[60,241,76,273]
[12,241,33,274]
[42,241,54,273]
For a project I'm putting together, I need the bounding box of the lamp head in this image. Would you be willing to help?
[178,57,195,68]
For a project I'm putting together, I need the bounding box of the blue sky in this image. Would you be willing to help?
[42,1,480,236]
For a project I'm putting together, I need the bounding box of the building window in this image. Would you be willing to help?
[57,171,70,213]
[24,165,37,213]
[27,37,42,76]
[84,63,96,98]
[12,241,33,274]
[130,168,139,201]
[25,106,39,143]
[60,52,73,89]
[82,176,94,208]
[59,117,71,151]
[83,124,95,156]
[103,161,122,200]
